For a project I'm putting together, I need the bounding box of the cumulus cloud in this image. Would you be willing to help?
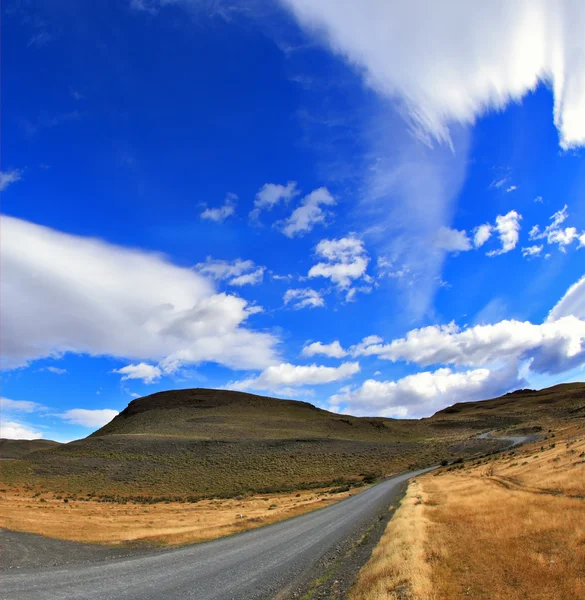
[0,169,23,191]
[0,420,43,440]
[1,215,279,372]
[302,340,347,358]
[308,236,369,289]
[329,365,523,418]
[278,187,335,237]
[351,316,585,375]
[114,362,162,384]
[435,227,472,253]
[473,224,493,248]
[486,210,522,256]
[280,0,585,149]
[250,181,299,221]
[60,408,119,428]
[529,205,585,252]
[228,361,360,391]
[201,193,237,222]
[283,288,325,309]
[195,258,265,286]
[548,275,585,321]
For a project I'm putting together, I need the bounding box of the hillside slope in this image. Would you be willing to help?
[2,384,583,499]
[0,439,61,460]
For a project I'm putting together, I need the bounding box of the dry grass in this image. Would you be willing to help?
[351,422,585,600]
[350,480,435,600]
[0,485,360,546]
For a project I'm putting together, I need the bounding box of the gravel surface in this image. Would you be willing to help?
[1,468,433,600]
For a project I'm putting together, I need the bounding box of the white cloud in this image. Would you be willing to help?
[376,257,410,280]
[308,236,369,289]
[250,181,299,221]
[277,0,584,318]
[505,185,518,193]
[473,224,493,248]
[491,176,511,190]
[351,316,585,375]
[278,187,336,237]
[45,366,67,375]
[0,420,43,440]
[228,361,360,391]
[435,226,472,252]
[195,258,265,286]
[329,365,522,418]
[1,215,279,372]
[522,245,543,258]
[283,288,325,309]
[1,397,45,413]
[486,210,522,256]
[230,269,265,286]
[280,0,585,149]
[302,340,347,358]
[200,193,237,222]
[548,275,585,321]
[60,408,119,428]
[114,362,162,384]
[529,205,584,252]
[0,169,23,192]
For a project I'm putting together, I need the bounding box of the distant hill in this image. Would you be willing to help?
[0,438,61,460]
[2,384,583,499]
[430,383,585,430]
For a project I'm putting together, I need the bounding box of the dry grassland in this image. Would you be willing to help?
[0,486,360,546]
[351,423,585,600]
[350,479,435,600]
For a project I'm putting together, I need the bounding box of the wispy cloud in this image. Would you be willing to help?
[59,408,119,428]
[196,258,265,286]
[0,169,23,192]
[200,193,237,222]
[529,205,585,253]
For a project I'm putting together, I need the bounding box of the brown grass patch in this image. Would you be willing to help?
[351,422,585,600]
[350,480,435,600]
[0,486,361,546]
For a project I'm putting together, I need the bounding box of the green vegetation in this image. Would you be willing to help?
[0,438,61,459]
[2,384,583,499]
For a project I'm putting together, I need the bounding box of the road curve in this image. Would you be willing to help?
[2,467,433,600]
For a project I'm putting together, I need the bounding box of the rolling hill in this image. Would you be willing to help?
[0,439,61,460]
[1,384,583,500]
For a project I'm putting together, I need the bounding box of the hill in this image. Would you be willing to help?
[0,439,61,460]
[429,383,585,431]
[2,384,583,500]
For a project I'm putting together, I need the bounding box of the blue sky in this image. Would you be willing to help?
[2,0,585,442]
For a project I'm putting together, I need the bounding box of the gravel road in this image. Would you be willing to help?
[1,468,433,600]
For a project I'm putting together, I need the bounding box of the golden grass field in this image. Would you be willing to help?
[0,485,360,546]
[351,422,585,600]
